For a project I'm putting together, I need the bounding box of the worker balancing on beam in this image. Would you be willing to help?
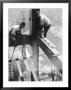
[9,22,27,60]
[36,9,51,38]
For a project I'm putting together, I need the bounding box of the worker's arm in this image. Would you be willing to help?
[44,24,51,37]
[9,28,18,44]
[44,24,51,31]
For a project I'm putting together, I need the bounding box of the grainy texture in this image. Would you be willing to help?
[8,8,62,81]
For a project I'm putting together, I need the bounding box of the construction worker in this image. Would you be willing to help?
[9,22,25,47]
[40,13,51,38]
[35,9,51,38]
[9,22,27,63]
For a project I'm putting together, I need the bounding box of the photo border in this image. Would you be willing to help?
[0,0,70,89]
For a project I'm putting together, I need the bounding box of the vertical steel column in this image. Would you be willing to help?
[31,9,40,80]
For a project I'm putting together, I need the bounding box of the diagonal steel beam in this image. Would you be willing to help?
[38,38,62,73]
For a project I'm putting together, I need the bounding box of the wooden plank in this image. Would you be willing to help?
[38,38,62,72]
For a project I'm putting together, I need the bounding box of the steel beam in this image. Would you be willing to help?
[38,38,62,73]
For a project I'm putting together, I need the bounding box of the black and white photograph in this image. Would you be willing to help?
[3,3,68,87]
